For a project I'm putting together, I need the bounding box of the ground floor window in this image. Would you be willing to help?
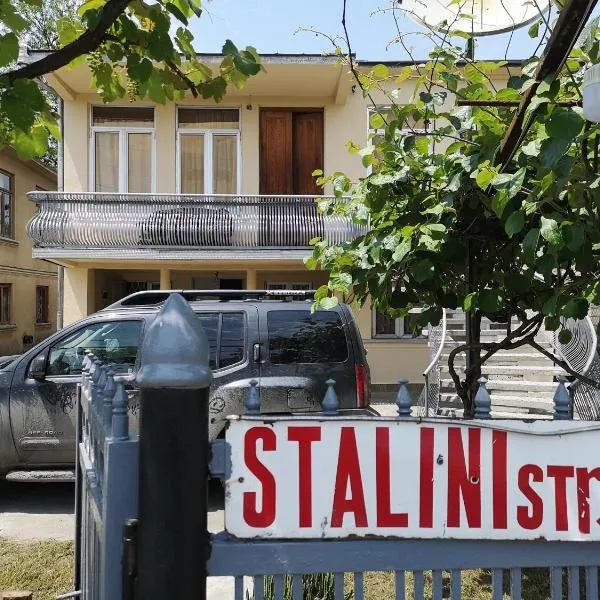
[372,308,424,339]
[36,285,49,323]
[265,282,310,291]
[0,284,11,325]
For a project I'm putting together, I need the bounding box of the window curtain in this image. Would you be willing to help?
[128,133,152,193]
[95,132,119,193]
[213,134,237,194]
[180,134,205,194]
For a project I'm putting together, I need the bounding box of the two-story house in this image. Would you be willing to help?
[25,52,454,397]
[0,147,56,356]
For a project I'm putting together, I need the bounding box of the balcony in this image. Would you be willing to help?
[26,192,367,261]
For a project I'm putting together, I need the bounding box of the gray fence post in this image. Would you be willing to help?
[474,377,491,419]
[553,376,571,420]
[322,379,340,415]
[245,379,260,415]
[396,378,412,417]
[135,293,213,600]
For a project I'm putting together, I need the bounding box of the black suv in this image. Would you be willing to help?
[0,290,371,477]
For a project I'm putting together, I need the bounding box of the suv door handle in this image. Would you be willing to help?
[253,343,261,362]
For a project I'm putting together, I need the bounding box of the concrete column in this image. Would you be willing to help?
[63,267,92,325]
[160,268,171,290]
[245,269,257,290]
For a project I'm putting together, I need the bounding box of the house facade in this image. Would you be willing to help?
[27,52,497,393]
[0,146,57,356]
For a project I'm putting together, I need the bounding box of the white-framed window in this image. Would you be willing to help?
[91,105,156,193]
[177,107,241,195]
[372,307,424,339]
[265,282,311,291]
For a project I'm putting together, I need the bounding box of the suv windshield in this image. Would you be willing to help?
[267,310,348,364]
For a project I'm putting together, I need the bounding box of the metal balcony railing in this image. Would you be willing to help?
[26,192,367,249]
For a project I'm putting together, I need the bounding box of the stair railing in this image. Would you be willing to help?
[553,310,600,420]
[414,309,447,417]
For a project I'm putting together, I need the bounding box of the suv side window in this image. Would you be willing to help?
[196,312,245,370]
[267,310,348,364]
[46,320,143,376]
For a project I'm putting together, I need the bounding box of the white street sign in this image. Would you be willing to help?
[225,417,600,541]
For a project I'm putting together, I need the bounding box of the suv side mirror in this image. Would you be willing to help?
[28,352,48,381]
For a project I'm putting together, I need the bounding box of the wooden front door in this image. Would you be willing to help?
[260,109,324,196]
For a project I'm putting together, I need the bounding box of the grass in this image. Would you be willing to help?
[0,539,73,600]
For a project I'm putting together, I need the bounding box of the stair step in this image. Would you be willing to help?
[440,393,556,412]
[441,378,559,391]
[5,469,75,483]
[440,365,565,375]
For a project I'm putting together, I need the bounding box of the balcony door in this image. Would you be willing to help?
[259,109,324,196]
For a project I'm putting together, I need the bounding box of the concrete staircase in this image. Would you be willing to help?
[436,310,564,418]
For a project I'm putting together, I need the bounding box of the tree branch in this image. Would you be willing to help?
[4,0,131,84]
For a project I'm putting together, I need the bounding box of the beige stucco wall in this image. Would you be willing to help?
[0,148,57,355]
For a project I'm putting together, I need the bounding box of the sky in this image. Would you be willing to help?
[188,0,566,62]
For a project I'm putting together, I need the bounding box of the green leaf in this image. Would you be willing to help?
[415,136,429,155]
[371,64,390,79]
[13,125,49,160]
[562,298,588,319]
[320,296,339,310]
[528,19,541,38]
[478,290,504,313]
[540,137,571,168]
[490,168,525,199]
[546,108,584,141]
[522,228,540,265]
[564,224,584,252]
[463,292,476,311]
[505,211,525,238]
[504,273,530,294]
[540,216,562,246]
[330,272,352,291]
[537,253,555,281]
[558,329,572,344]
[392,238,412,262]
[0,32,18,68]
[411,259,435,283]
[0,2,28,32]
[233,49,261,76]
[1,79,45,133]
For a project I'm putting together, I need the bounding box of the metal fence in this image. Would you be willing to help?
[72,293,600,600]
[76,355,138,600]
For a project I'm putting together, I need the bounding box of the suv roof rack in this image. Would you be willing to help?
[104,289,317,309]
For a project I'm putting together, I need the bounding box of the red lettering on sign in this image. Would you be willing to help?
[288,426,321,528]
[447,427,481,528]
[517,464,543,529]
[243,427,276,528]
[419,427,435,528]
[375,427,408,527]
[492,430,508,529]
[576,467,600,534]
[331,427,368,528]
[547,465,575,531]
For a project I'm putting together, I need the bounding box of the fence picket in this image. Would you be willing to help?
[568,566,580,600]
[234,576,244,600]
[395,570,405,600]
[432,570,443,600]
[450,570,461,600]
[334,573,344,600]
[551,567,562,600]
[414,570,425,600]
[492,569,503,600]
[586,567,599,600]
[273,575,284,600]
[354,571,364,600]
[510,568,522,600]
[292,575,302,600]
